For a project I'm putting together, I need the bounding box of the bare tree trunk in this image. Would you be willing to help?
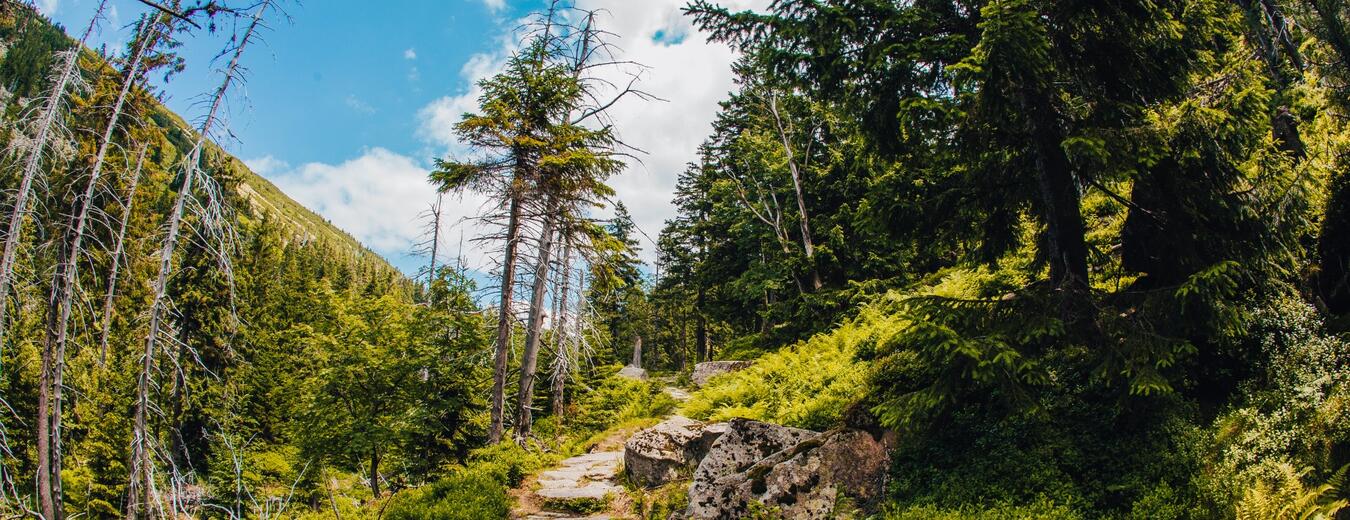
[43,18,164,515]
[490,194,524,444]
[368,449,381,497]
[0,0,107,374]
[1020,88,1093,331]
[31,7,113,516]
[767,94,822,291]
[551,237,572,416]
[695,284,708,363]
[131,3,270,515]
[420,193,443,283]
[515,209,557,441]
[100,146,147,365]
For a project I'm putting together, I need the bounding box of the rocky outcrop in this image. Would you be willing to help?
[624,416,727,488]
[686,419,893,519]
[616,365,647,380]
[690,361,752,386]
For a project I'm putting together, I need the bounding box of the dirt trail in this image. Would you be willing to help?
[510,385,692,520]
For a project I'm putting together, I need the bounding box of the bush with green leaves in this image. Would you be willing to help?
[884,498,1082,520]
[382,468,510,520]
[382,442,552,520]
[569,366,678,434]
[681,306,891,430]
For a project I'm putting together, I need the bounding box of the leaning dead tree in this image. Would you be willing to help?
[549,234,575,415]
[38,12,176,518]
[0,0,109,350]
[129,2,274,517]
[100,146,148,364]
[6,5,113,519]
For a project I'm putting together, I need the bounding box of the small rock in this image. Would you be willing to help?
[617,365,648,380]
[690,361,752,386]
[624,416,728,487]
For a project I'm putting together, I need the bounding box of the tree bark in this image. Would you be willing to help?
[368,449,381,497]
[1022,89,1093,328]
[695,284,708,363]
[551,236,572,416]
[489,194,524,444]
[132,3,270,514]
[0,0,109,360]
[515,209,557,441]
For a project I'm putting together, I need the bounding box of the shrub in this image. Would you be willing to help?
[571,367,677,435]
[383,468,510,520]
[682,306,892,430]
[1213,295,1350,489]
[884,498,1082,519]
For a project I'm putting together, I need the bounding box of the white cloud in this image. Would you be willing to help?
[259,148,496,271]
[244,155,289,176]
[35,0,57,15]
[404,48,417,60]
[417,0,769,264]
[416,38,517,155]
[481,0,505,13]
[344,94,376,114]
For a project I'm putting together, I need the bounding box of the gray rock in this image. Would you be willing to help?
[616,365,647,380]
[689,419,817,491]
[685,425,893,519]
[690,361,752,387]
[624,416,728,487]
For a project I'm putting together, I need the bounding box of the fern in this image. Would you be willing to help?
[1235,464,1349,520]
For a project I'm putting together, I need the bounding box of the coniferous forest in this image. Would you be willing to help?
[1,0,1350,518]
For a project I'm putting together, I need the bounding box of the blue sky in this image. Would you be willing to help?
[40,0,766,277]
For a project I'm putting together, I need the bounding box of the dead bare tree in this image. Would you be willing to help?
[414,192,445,284]
[0,0,108,354]
[39,14,177,517]
[10,6,113,519]
[129,2,274,517]
[514,205,557,440]
[100,146,148,365]
[766,93,821,291]
[549,233,572,415]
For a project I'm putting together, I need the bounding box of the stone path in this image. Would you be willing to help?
[517,451,624,520]
[662,386,692,401]
[511,385,695,519]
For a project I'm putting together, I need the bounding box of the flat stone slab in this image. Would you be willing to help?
[530,450,624,513]
[663,386,692,401]
[522,513,611,520]
[536,481,623,501]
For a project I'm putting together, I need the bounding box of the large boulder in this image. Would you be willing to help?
[691,361,752,387]
[624,416,727,488]
[616,365,647,380]
[687,419,817,505]
[686,421,892,519]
